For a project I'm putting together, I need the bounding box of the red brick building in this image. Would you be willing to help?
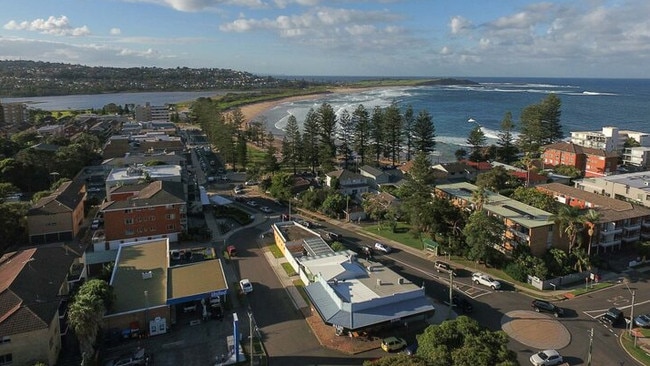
[542,141,618,177]
[97,181,187,249]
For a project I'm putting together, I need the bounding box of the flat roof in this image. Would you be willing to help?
[106,164,181,183]
[168,259,228,302]
[301,253,420,303]
[275,221,321,242]
[437,182,553,228]
[109,239,169,314]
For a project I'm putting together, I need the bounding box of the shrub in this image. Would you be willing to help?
[504,262,528,282]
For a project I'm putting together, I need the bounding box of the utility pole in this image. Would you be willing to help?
[248,311,254,366]
[447,270,454,319]
[586,328,593,366]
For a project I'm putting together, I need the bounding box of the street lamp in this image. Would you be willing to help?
[623,280,637,347]
[248,311,254,366]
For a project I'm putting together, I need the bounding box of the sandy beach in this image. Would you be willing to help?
[236,87,378,126]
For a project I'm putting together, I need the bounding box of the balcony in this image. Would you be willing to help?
[641,231,650,240]
[624,222,642,232]
[509,228,530,241]
[599,237,621,248]
[601,226,622,236]
[621,236,639,243]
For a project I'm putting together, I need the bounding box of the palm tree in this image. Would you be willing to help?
[68,292,106,364]
[580,209,601,256]
[471,185,489,212]
[554,205,584,253]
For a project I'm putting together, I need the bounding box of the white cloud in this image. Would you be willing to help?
[131,0,266,12]
[3,15,91,37]
[449,16,472,35]
[110,28,122,35]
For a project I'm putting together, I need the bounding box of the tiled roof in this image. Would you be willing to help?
[543,141,618,158]
[0,246,79,336]
[103,181,185,210]
[326,169,366,182]
[28,180,84,215]
[359,165,384,177]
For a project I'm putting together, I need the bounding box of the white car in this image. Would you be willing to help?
[529,349,563,366]
[240,279,253,294]
[472,272,501,290]
[374,242,392,254]
[246,200,258,207]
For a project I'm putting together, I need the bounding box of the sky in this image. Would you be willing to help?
[1,0,649,78]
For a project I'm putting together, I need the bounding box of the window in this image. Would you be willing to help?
[125,218,133,225]
[166,214,175,220]
[150,216,156,221]
[125,229,134,235]
[0,337,9,344]
[167,224,175,230]
[0,353,12,366]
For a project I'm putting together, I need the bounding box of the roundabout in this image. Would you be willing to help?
[501,310,571,350]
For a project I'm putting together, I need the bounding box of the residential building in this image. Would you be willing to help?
[537,183,650,253]
[1,102,29,125]
[0,245,83,366]
[542,141,618,177]
[435,182,563,256]
[36,124,65,138]
[574,171,650,208]
[27,180,85,245]
[134,102,169,122]
[622,146,650,169]
[431,161,477,182]
[105,238,228,335]
[270,221,435,335]
[93,181,186,251]
[570,126,650,153]
[105,164,182,192]
[359,165,390,189]
[325,169,369,200]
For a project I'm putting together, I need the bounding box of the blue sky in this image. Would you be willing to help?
[1,0,649,78]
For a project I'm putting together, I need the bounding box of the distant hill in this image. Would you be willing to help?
[0,60,304,98]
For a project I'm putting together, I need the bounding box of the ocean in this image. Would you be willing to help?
[260,77,650,161]
[4,77,649,162]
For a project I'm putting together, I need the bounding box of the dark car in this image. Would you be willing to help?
[434,261,457,276]
[531,299,564,317]
[600,307,624,325]
[452,295,473,313]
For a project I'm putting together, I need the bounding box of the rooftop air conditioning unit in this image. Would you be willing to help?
[376,279,382,286]
[142,271,153,280]
[398,278,404,285]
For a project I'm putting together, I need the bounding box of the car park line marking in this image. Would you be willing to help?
[383,255,492,298]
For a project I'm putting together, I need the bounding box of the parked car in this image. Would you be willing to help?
[324,231,342,241]
[374,242,392,254]
[226,245,237,257]
[434,261,456,276]
[600,307,624,325]
[529,349,563,366]
[246,200,258,207]
[361,245,374,259]
[170,250,181,261]
[452,295,473,313]
[380,336,407,352]
[259,206,272,213]
[404,341,418,356]
[104,348,149,366]
[240,279,253,294]
[531,299,564,317]
[634,313,650,328]
[471,272,501,290]
[91,219,101,230]
[245,180,259,186]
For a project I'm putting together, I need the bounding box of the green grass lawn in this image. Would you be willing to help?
[621,333,650,364]
[267,243,283,258]
[362,223,425,250]
[281,262,297,276]
[292,279,310,305]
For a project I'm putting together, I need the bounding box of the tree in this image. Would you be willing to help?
[321,192,346,218]
[316,103,337,164]
[337,109,355,170]
[402,104,416,161]
[580,209,601,256]
[466,125,487,162]
[518,94,563,152]
[475,166,521,193]
[268,173,293,201]
[369,106,385,165]
[68,279,112,365]
[416,316,517,366]
[540,94,563,144]
[411,110,436,154]
[554,205,584,253]
[495,111,518,164]
[302,108,321,173]
[382,102,403,166]
[281,115,302,174]
[409,151,436,186]
[352,104,371,166]
[463,210,504,265]
[511,187,558,213]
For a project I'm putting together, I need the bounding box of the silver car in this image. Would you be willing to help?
[634,313,650,328]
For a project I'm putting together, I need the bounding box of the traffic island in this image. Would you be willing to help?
[501,310,571,350]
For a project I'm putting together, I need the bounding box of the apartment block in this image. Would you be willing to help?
[537,183,650,253]
[434,182,565,256]
[574,171,650,208]
[542,141,618,177]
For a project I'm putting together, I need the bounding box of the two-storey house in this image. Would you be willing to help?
[325,169,369,200]
[27,180,85,245]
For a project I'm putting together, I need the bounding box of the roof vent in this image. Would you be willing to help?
[376,279,382,286]
[142,271,153,280]
[398,278,404,285]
